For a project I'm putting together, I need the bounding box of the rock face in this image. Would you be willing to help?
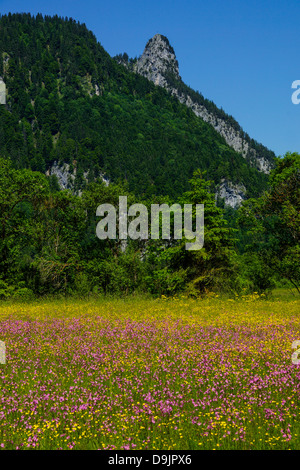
[135,34,180,87]
[46,162,109,193]
[215,180,246,208]
[134,34,273,176]
[0,77,6,104]
[47,162,76,191]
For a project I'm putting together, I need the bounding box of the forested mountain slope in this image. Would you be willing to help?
[0,13,272,201]
[127,34,275,175]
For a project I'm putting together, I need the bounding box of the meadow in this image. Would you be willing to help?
[0,292,300,450]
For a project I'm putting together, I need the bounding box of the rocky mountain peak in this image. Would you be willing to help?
[135,34,180,87]
[134,34,274,177]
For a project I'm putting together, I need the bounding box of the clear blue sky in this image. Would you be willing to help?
[1,0,300,156]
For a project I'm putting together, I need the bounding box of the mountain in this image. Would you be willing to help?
[0,13,274,205]
[118,34,275,175]
[135,34,180,88]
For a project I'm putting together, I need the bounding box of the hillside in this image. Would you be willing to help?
[0,13,273,202]
[117,33,275,174]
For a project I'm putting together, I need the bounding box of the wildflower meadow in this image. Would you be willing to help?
[0,293,300,450]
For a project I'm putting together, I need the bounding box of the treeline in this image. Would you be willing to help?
[0,153,299,300]
[0,158,234,298]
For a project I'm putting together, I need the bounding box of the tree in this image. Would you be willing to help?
[238,152,300,293]
[146,170,237,296]
[0,158,49,241]
[0,157,49,288]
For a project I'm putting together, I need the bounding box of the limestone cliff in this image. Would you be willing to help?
[135,34,180,87]
[46,162,109,194]
[215,180,246,208]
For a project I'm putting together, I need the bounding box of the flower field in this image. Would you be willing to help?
[0,295,300,450]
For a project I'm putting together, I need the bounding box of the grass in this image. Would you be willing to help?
[0,292,299,450]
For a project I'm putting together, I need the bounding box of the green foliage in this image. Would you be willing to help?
[237,152,300,294]
[234,253,276,294]
[0,280,34,300]
[0,152,297,299]
[144,170,237,296]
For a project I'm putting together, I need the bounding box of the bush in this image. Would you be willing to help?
[0,281,35,301]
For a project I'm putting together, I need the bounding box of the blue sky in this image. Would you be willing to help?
[1,0,300,156]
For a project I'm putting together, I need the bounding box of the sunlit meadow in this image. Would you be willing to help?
[0,292,300,450]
